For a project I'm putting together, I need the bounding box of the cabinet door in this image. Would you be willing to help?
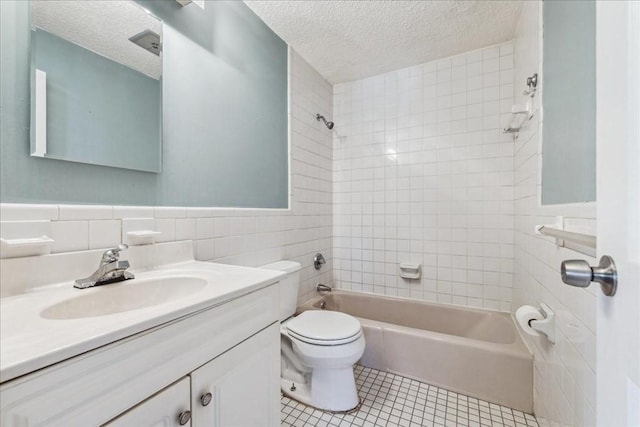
[190,323,280,427]
[104,377,191,427]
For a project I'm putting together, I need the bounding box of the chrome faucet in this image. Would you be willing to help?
[316,283,332,294]
[74,244,135,289]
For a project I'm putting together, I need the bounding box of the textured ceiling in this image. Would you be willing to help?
[244,0,523,84]
[32,1,162,79]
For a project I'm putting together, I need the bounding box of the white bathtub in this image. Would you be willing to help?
[298,290,533,413]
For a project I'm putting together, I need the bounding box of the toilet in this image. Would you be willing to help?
[260,260,365,412]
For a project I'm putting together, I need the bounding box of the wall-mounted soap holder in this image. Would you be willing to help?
[503,103,534,138]
[126,230,162,246]
[503,73,538,138]
[400,263,421,280]
[0,236,55,259]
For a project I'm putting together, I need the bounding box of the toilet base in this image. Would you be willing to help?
[281,378,361,413]
[281,377,314,408]
[281,366,360,412]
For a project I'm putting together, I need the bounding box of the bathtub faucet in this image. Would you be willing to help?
[316,283,332,294]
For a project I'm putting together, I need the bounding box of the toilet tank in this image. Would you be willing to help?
[260,260,302,321]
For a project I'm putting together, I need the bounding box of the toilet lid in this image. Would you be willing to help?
[286,311,362,345]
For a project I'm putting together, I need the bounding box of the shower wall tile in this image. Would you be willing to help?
[511,2,596,426]
[332,42,515,311]
[0,49,333,307]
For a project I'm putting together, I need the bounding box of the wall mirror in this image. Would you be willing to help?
[541,0,596,204]
[30,0,163,173]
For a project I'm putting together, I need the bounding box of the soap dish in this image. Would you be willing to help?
[399,263,421,280]
[126,230,162,245]
[0,235,55,259]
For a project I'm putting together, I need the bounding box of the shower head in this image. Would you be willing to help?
[316,113,334,130]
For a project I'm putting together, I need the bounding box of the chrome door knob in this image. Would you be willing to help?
[561,255,618,296]
[560,260,593,287]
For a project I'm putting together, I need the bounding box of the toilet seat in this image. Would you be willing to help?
[285,311,362,346]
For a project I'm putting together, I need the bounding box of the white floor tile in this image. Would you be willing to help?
[281,365,538,427]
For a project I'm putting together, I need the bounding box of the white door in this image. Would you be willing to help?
[596,2,640,426]
[190,323,280,427]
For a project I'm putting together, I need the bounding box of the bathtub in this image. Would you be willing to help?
[297,290,533,413]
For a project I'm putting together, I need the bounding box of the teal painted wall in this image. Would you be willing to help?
[32,29,161,172]
[0,0,288,208]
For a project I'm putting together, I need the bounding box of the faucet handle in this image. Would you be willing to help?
[313,253,326,270]
[102,244,128,262]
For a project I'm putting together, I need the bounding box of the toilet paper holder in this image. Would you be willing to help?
[528,303,556,344]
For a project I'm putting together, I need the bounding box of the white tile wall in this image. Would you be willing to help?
[332,42,515,311]
[0,48,334,305]
[50,220,88,253]
[88,220,120,249]
[59,205,113,220]
[511,2,597,426]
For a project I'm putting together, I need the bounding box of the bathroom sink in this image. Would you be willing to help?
[40,276,208,319]
[1,256,285,384]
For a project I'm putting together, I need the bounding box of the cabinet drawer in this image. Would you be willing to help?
[104,378,191,427]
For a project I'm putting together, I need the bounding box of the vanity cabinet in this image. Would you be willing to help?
[0,284,280,427]
[105,322,279,427]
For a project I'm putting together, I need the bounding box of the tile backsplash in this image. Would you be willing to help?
[332,42,516,311]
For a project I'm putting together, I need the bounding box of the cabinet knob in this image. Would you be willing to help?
[177,410,191,425]
[200,392,213,406]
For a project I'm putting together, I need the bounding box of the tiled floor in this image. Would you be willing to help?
[281,365,539,427]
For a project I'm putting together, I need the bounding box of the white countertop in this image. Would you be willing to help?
[0,260,283,383]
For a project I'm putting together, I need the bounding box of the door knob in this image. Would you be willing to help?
[561,255,617,296]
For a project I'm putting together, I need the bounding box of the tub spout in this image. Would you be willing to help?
[316,283,332,294]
